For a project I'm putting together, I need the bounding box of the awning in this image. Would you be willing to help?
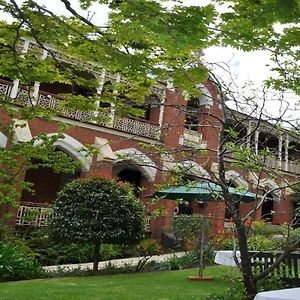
[150,181,258,203]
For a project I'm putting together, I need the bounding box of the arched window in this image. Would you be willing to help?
[185,97,199,131]
[20,150,81,205]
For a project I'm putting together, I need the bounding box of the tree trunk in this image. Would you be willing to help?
[235,216,257,300]
[93,241,100,274]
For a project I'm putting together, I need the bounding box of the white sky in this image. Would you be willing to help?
[2,0,298,119]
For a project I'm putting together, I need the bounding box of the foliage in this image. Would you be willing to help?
[217,0,300,94]
[0,241,44,281]
[49,177,145,271]
[250,221,278,237]
[134,238,162,257]
[155,252,198,271]
[210,232,235,251]
[0,129,81,213]
[171,214,208,249]
[134,238,162,271]
[247,235,276,251]
[49,177,145,245]
[203,268,245,300]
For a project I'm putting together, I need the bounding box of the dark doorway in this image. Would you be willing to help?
[117,168,142,196]
[262,193,274,223]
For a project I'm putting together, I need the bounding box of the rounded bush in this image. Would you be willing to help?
[49,177,145,245]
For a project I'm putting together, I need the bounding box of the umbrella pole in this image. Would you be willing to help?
[198,215,206,277]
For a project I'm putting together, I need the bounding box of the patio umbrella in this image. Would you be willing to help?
[149,181,258,280]
[151,181,258,203]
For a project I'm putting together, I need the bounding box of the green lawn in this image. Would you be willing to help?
[0,266,237,300]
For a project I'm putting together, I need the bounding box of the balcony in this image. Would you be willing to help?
[0,79,13,99]
[0,79,160,140]
[265,157,300,175]
[224,151,300,175]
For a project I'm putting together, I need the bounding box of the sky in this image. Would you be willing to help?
[2,0,298,119]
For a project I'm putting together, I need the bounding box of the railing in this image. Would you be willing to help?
[37,91,95,121]
[0,79,13,100]
[265,157,300,175]
[0,78,160,139]
[225,151,300,175]
[16,203,52,227]
[113,116,160,139]
[249,251,300,286]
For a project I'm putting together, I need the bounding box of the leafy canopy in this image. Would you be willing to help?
[49,177,145,245]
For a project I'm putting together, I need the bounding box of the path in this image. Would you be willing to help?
[44,252,186,272]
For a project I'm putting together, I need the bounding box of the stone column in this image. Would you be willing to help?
[94,70,106,123]
[254,130,260,155]
[278,134,283,169]
[10,79,20,98]
[31,81,40,105]
[246,121,252,149]
[284,134,289,172]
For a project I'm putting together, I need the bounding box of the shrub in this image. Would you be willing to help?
[210,232,235,251]
[250,221,278,237]
[0,242,44,281]
[171,215,210,250]
[135,238,162,257]
[155,252,197,271]
[247,235,276,251]
[134,238,162,271]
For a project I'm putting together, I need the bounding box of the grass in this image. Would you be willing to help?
[0,266,238,300]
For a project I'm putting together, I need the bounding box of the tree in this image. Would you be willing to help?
[49,177,145,272]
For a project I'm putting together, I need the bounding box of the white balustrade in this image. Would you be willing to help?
[16,205,52,227]
[113,116,159,139]
[15,88,32,106]
[0,80,12,99]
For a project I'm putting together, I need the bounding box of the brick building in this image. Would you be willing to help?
[1,37,299,239]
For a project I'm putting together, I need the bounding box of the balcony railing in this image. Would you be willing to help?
[0,79,13,100]
[265,157,300,174]
[16,203,52,227]
[0,79,160,139]
[225,152,300,175]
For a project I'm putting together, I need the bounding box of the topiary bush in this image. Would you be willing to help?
[49,177,146,272]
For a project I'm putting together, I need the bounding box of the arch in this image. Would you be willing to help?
[225,170,249,188]
[0,132,8,147]
[113,148,157,182]
[34,133,91,171]
[176,160,210,180]
[259,178,281,198]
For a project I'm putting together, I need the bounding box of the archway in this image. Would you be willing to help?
[113,163,143,196]
[113,148,157,182]
[20,149,81,206]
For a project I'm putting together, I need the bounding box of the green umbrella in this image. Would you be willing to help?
[151,181,257,203]
[150,181,258,280]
